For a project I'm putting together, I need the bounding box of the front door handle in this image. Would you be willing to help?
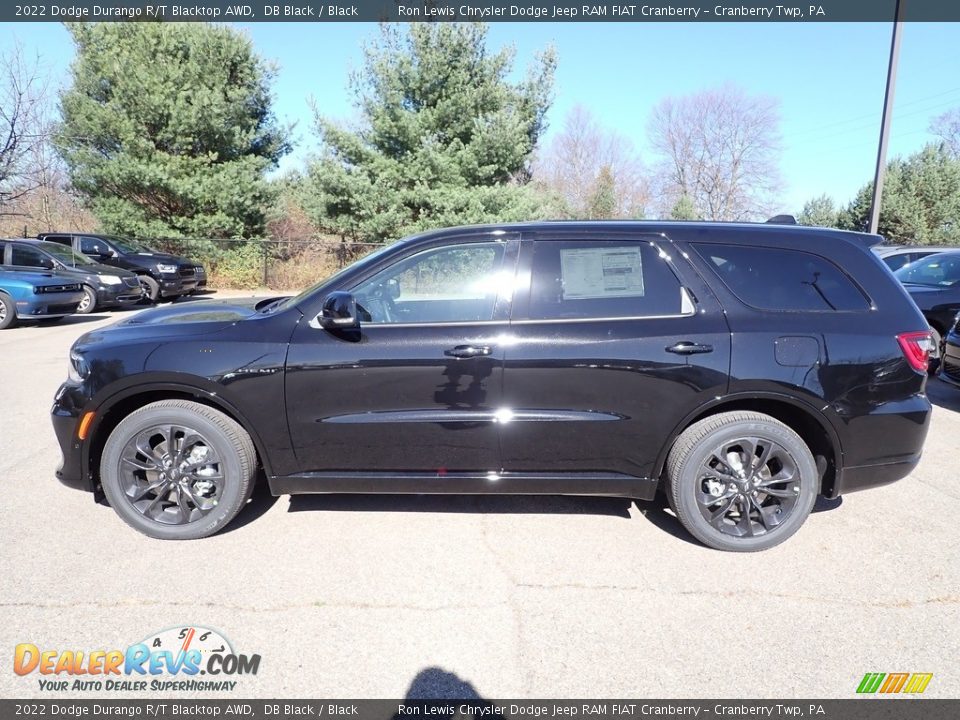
[666,341,714,355]
[444,345,492,359]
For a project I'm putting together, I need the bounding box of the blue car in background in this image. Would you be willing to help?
[0,269,85,329]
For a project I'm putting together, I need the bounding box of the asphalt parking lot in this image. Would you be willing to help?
[1,294,958,700]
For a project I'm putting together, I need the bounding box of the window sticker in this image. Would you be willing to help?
[559,246,645,299]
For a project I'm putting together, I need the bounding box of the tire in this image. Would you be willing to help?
[665,411,818,552]
[77,285,97,314]
[100,400,257,539]
[138,275,160,303]
[0,292,17,329]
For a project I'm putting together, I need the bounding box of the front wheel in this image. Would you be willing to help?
[665,411,818,552]
[0,292,16,329]
[138,275,160,303]
[77,285,97,314]
[100,400,257,539]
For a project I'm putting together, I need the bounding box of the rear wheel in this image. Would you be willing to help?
[0,292,16,329]
[138,275,159,303]
[77,285,97,314]
[100,400,257,539]
[666,411,818,552]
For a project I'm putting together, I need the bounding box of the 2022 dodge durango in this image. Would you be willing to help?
[51,221,934,551]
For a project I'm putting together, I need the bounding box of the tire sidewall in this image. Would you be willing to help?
[101,407,247,540]
[673,420,818,552]
[138,275,159,303]
[0,292,14,329]
[77,286,97,314]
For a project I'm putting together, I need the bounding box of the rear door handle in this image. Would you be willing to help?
[666,341,714,355]
[444,345,492,359]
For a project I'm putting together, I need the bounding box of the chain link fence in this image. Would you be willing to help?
[147,237,383,291]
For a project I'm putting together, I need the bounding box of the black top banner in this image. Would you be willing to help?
[3,1,960,24]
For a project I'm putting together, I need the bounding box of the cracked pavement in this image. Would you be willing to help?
[1,296,957,699]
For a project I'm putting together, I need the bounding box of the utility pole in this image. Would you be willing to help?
[868,0,905,235]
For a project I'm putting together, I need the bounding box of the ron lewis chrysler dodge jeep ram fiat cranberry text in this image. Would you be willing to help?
[51,221,933,551]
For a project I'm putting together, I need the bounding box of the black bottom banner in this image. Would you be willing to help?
[1,700,957,720]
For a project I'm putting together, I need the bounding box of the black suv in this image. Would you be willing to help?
[39,232,205,302]
[0,239,142,313]
[51,221,934,551]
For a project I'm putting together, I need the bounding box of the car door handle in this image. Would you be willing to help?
[666,341,714,355]
[444,345,492,359]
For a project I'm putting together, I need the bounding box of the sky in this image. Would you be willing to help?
[3,20,960,214]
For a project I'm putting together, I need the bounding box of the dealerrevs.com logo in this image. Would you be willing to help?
[14,626,261,692]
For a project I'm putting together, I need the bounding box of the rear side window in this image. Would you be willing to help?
[694,243,871,312]
[525,239,688,320]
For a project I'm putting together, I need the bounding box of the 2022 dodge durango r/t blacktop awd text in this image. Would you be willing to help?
[51,221,934,551]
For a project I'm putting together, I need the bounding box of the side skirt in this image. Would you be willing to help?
[268,471,658,501]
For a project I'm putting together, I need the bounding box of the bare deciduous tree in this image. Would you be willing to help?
[648,85,782,221]
[930,107,960,157]
[0,43,51,215]
[534,105,649,219]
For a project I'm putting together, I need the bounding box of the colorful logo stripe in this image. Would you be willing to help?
[856,672,933,694]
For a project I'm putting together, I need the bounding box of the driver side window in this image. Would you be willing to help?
[351,242,507,325]
[80,236,105,255]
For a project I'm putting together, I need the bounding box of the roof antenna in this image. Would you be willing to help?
[766,214,798,225]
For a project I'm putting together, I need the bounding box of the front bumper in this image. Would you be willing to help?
[939,335,960,386]
[51,383,91,492]
[159,274,199,297]
[96,278,142,307]
[16,291,83,319]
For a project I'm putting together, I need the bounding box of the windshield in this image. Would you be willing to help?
[39,242,95,266]
[894,252,960,287]
[104,235,154,253]
[275,241,398,312]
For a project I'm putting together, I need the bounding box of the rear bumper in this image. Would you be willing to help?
[831,455,921,498]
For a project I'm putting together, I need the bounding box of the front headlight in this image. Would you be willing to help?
[156,264,178,274]
[68,350,90,383]
[100,275,123,285]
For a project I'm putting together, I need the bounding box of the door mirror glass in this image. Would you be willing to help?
[317,291,360,330]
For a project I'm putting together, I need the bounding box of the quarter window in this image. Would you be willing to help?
[351,242,507,324]
[525,239,687,320]
[694,243,870,312]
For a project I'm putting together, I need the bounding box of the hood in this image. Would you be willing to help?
[53,262,136,280]
[0,268,79,286]
[119,296,278,328]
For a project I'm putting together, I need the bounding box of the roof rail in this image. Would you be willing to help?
[766,214,798,225]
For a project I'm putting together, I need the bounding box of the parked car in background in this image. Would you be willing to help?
[893,250,960,363]
[873,245,956,272]
[937,314,960,387]
[38,232,204,302]
[0,268,84,329]
[52,220,933,551]
[0,239,142,314]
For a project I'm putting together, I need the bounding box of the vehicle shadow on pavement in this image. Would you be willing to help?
[927,377,960,412]
[221,473,280,533]
[287,493,634,518]
[393,667,498,708]
[635,494,844,547]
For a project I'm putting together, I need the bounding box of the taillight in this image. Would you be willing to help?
[897,331,935,372]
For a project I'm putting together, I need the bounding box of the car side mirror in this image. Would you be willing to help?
[317,291,360,330]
